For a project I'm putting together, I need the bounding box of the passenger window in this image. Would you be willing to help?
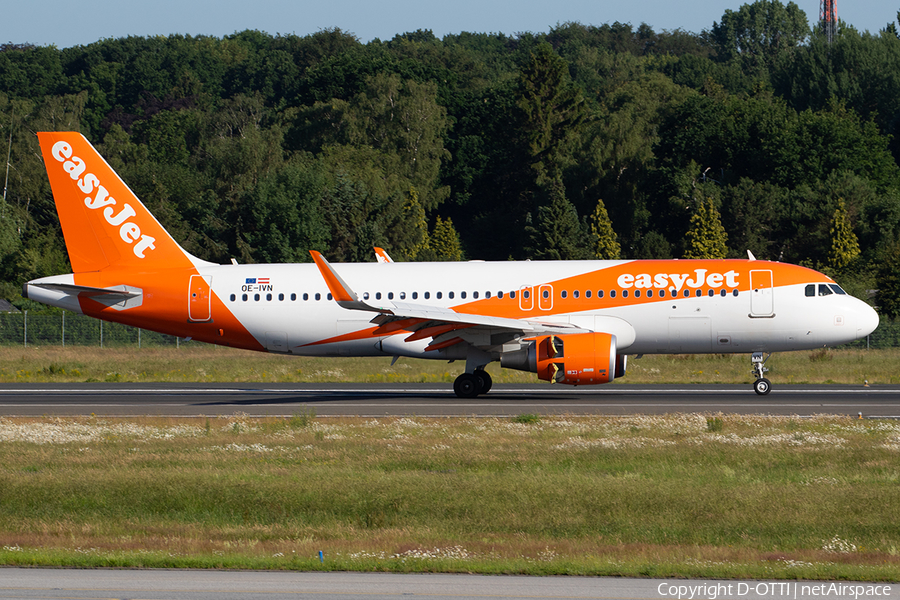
[437,292,443,299]
[278,293,284,301]
[400,292,406,300]
[561,290,568,299]
[720,289,726,297]
[647,290,653,298]
[819,284,833,296]
[684,290,690,297]
[510,291,516,299]
[292,293,297,301]
[412,292,418,300]
[696,290,702,297]
[473,291,479,299]
[230,294,236,302]
[708,289,714,297]
[461,291,466,299]
[622,290,628,298]
[732,290,739,297]
[542,289,550,299]
[573,290,579,299]
[425,292,430,299]
[598,290,605,298]
[302,293,308,301]
[266,293,272,301]
[242,294,248,301]
[327,293,333,301]
[449,291,455,299]
[315,293,321,301]
[388,292,394,300]
[254,294,260,301]
[376,292,382,300]
[497,291,503,299]
[805,284,815,297]
[523,290,530,299]
[586,290,592,298]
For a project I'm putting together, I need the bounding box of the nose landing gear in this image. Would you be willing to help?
[751,352,771,395]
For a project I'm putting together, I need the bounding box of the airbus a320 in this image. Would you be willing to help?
[23,132,880,397]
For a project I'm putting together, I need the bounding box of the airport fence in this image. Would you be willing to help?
[0,312,186,347]
[0,310,898,349]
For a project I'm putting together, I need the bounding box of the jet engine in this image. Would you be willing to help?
[501,332,620,385]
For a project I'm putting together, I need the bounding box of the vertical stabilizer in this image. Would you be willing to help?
[37,132,207,273]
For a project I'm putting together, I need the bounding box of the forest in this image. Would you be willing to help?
[3,0,900,317]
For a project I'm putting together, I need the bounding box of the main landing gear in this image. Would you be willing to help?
[751,351,771,395]
[453,369,493,398]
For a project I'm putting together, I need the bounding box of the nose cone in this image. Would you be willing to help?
[858,302,880,338]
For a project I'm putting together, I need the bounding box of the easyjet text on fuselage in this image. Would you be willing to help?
[617,269,740,291]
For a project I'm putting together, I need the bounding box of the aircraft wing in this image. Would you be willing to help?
[309,251,584,351]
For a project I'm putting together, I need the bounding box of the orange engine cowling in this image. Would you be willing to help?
[500,332,618,385]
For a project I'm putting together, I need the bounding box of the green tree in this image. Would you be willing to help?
[876,242,900,319]
[683,197,729,259]
[429,216,463,261]
[524,178,591,260]
[341,73,451,210]
[588,199,621,259]
[386,187,429,261]
[828,198,861,271]
[517,42,588,182]
[240,159,330,263]
[710,0,810,76]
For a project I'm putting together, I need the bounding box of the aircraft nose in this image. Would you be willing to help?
[858,302,880,338]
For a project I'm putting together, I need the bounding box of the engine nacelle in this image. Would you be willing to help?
[501,332,619,385]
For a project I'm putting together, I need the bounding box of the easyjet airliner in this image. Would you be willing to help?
[23,132,880,396]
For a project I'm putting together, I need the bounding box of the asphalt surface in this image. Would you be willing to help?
[0,382,898,417]
[1,569,890,600]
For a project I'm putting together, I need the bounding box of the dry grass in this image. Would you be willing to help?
[0,413,899,579]
[0,345,896,384]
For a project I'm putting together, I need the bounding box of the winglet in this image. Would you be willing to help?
[374,247,394,263]
[309,251,391,313]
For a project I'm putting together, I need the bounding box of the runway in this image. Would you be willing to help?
[0,382,899,417]
[0,569,886,600]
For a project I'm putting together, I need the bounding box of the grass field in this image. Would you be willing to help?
[0,344,894,384]
[0,413,899,579]
[1,346,897,579]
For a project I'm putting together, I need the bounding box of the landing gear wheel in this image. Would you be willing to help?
[454,373,481,398]
[474,369,492,394]
[750,352,772,395]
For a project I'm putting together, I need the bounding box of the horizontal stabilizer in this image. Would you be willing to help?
[26,282,143,311]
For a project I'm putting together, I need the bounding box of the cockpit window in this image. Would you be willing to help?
[818,284,833,296]
[829,284,847,295]
[805,284,815,297]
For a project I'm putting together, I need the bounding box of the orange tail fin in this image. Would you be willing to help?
[37,132,207,273]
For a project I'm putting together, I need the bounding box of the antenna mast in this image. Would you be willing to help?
[820,0,837,43]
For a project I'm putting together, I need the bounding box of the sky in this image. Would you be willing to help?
[2,0,897,49]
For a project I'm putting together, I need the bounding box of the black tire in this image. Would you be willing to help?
[474,369,493,394]
[454,373,481,398]
[753,378,771,395]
